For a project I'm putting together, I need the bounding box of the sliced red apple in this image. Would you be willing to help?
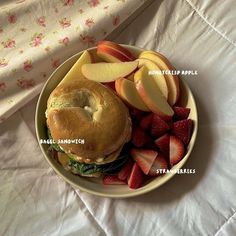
[81,61,138,83]
[135,58,168,99]
[115,78,150,111]
[98,41,136,62]
[59,50,93,85]
[135,68,174,117]
[139,51,180,105]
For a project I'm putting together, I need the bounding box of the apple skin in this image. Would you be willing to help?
[115,78,150,112]
[98,41,136,61]
[139,51,180,105]
[135,58,168,100]
[135,78,174,119]
[97,44,132,62]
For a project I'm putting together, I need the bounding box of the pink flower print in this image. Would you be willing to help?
[112,15,120,26]
[59,37,70,46]
[23,60,33,72]
[17,79,35,89]
[37,16,46,27]
[2,39,16,48]
[8,14,17,24]
[88,0,100,7]
[30,33,44,47]
[78,8,84,14]
[59,18,71,28]
[51,59,60,68]
[80,34,95,46]
[63,0,74,6]
[0,58,8,67]
[85,18,94,28]
[0,82,6,92]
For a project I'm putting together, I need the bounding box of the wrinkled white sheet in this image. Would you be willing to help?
[1,0,236,235]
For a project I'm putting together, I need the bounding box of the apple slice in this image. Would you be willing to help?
[115,78,150,111]
[97,41,136,62]
[135,66,174,117]
[135,58,168,99]
[59,50,93,85]
[139,51,180,105]
[81,61,138,83]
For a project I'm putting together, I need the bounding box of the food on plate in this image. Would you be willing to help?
[135,58,168,99]
[115,78,150,111]
[59,50,93,85]
[97,40,136,62]
[134,66,174,118]
[81,61,138,82]
[46,79,132,177]
[139,51,180,105]
[46,41,194,190]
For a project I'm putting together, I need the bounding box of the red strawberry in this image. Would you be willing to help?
[128,163,145,189]
[118,158,134,181]
[169,135,185,166]
[130,108,145,121]
[130,149,157,174]
[173,106,190,120]
[103,175,126,185]
[172,119,193,145]
[155,134,170,159]
[132,127,152,147]
[151,114,170,138]
[148,154,168,176]
[140,113,153,131]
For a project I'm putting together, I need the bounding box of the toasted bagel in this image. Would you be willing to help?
[47,80,131,164]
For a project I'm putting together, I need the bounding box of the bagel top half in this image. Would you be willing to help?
[46,80,132,164]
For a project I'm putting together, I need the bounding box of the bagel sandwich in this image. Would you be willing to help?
[46,80,132,177]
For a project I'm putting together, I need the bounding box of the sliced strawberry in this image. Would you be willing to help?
[130,108,145,122]
[130,148,157,174]
[132,127,152,148]
[172,119,193,145]
[118,158,134,181]
[140,113,153,131]
[155,134,170,159]
[148,154,168,176]
[169,135,185,166]
[128,163,145,189]
[173,106,190,120]
[151,114,170,138]
[103,175,126,185]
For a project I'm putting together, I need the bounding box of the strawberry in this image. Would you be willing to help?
[148,154,168,176]
[132,127,152,148]
[118,158,134,181]
[155,134,170,159]
[173,106,190,120]
[130,148,157,174]
[151,114,170,138]
[140,113,153,131]
[172,119,193,145]
[103,175,126,185]
[128,163,145,189]
[130,108,145,122]
[169,135,185,166]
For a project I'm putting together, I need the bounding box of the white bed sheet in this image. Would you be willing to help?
[1,0,236,235]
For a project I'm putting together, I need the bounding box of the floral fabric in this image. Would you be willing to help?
[0,0,147,122]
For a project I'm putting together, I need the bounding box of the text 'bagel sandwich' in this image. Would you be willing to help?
[46,79,132,177]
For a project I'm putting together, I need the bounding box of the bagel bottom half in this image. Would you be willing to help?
[46,79,132,176]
